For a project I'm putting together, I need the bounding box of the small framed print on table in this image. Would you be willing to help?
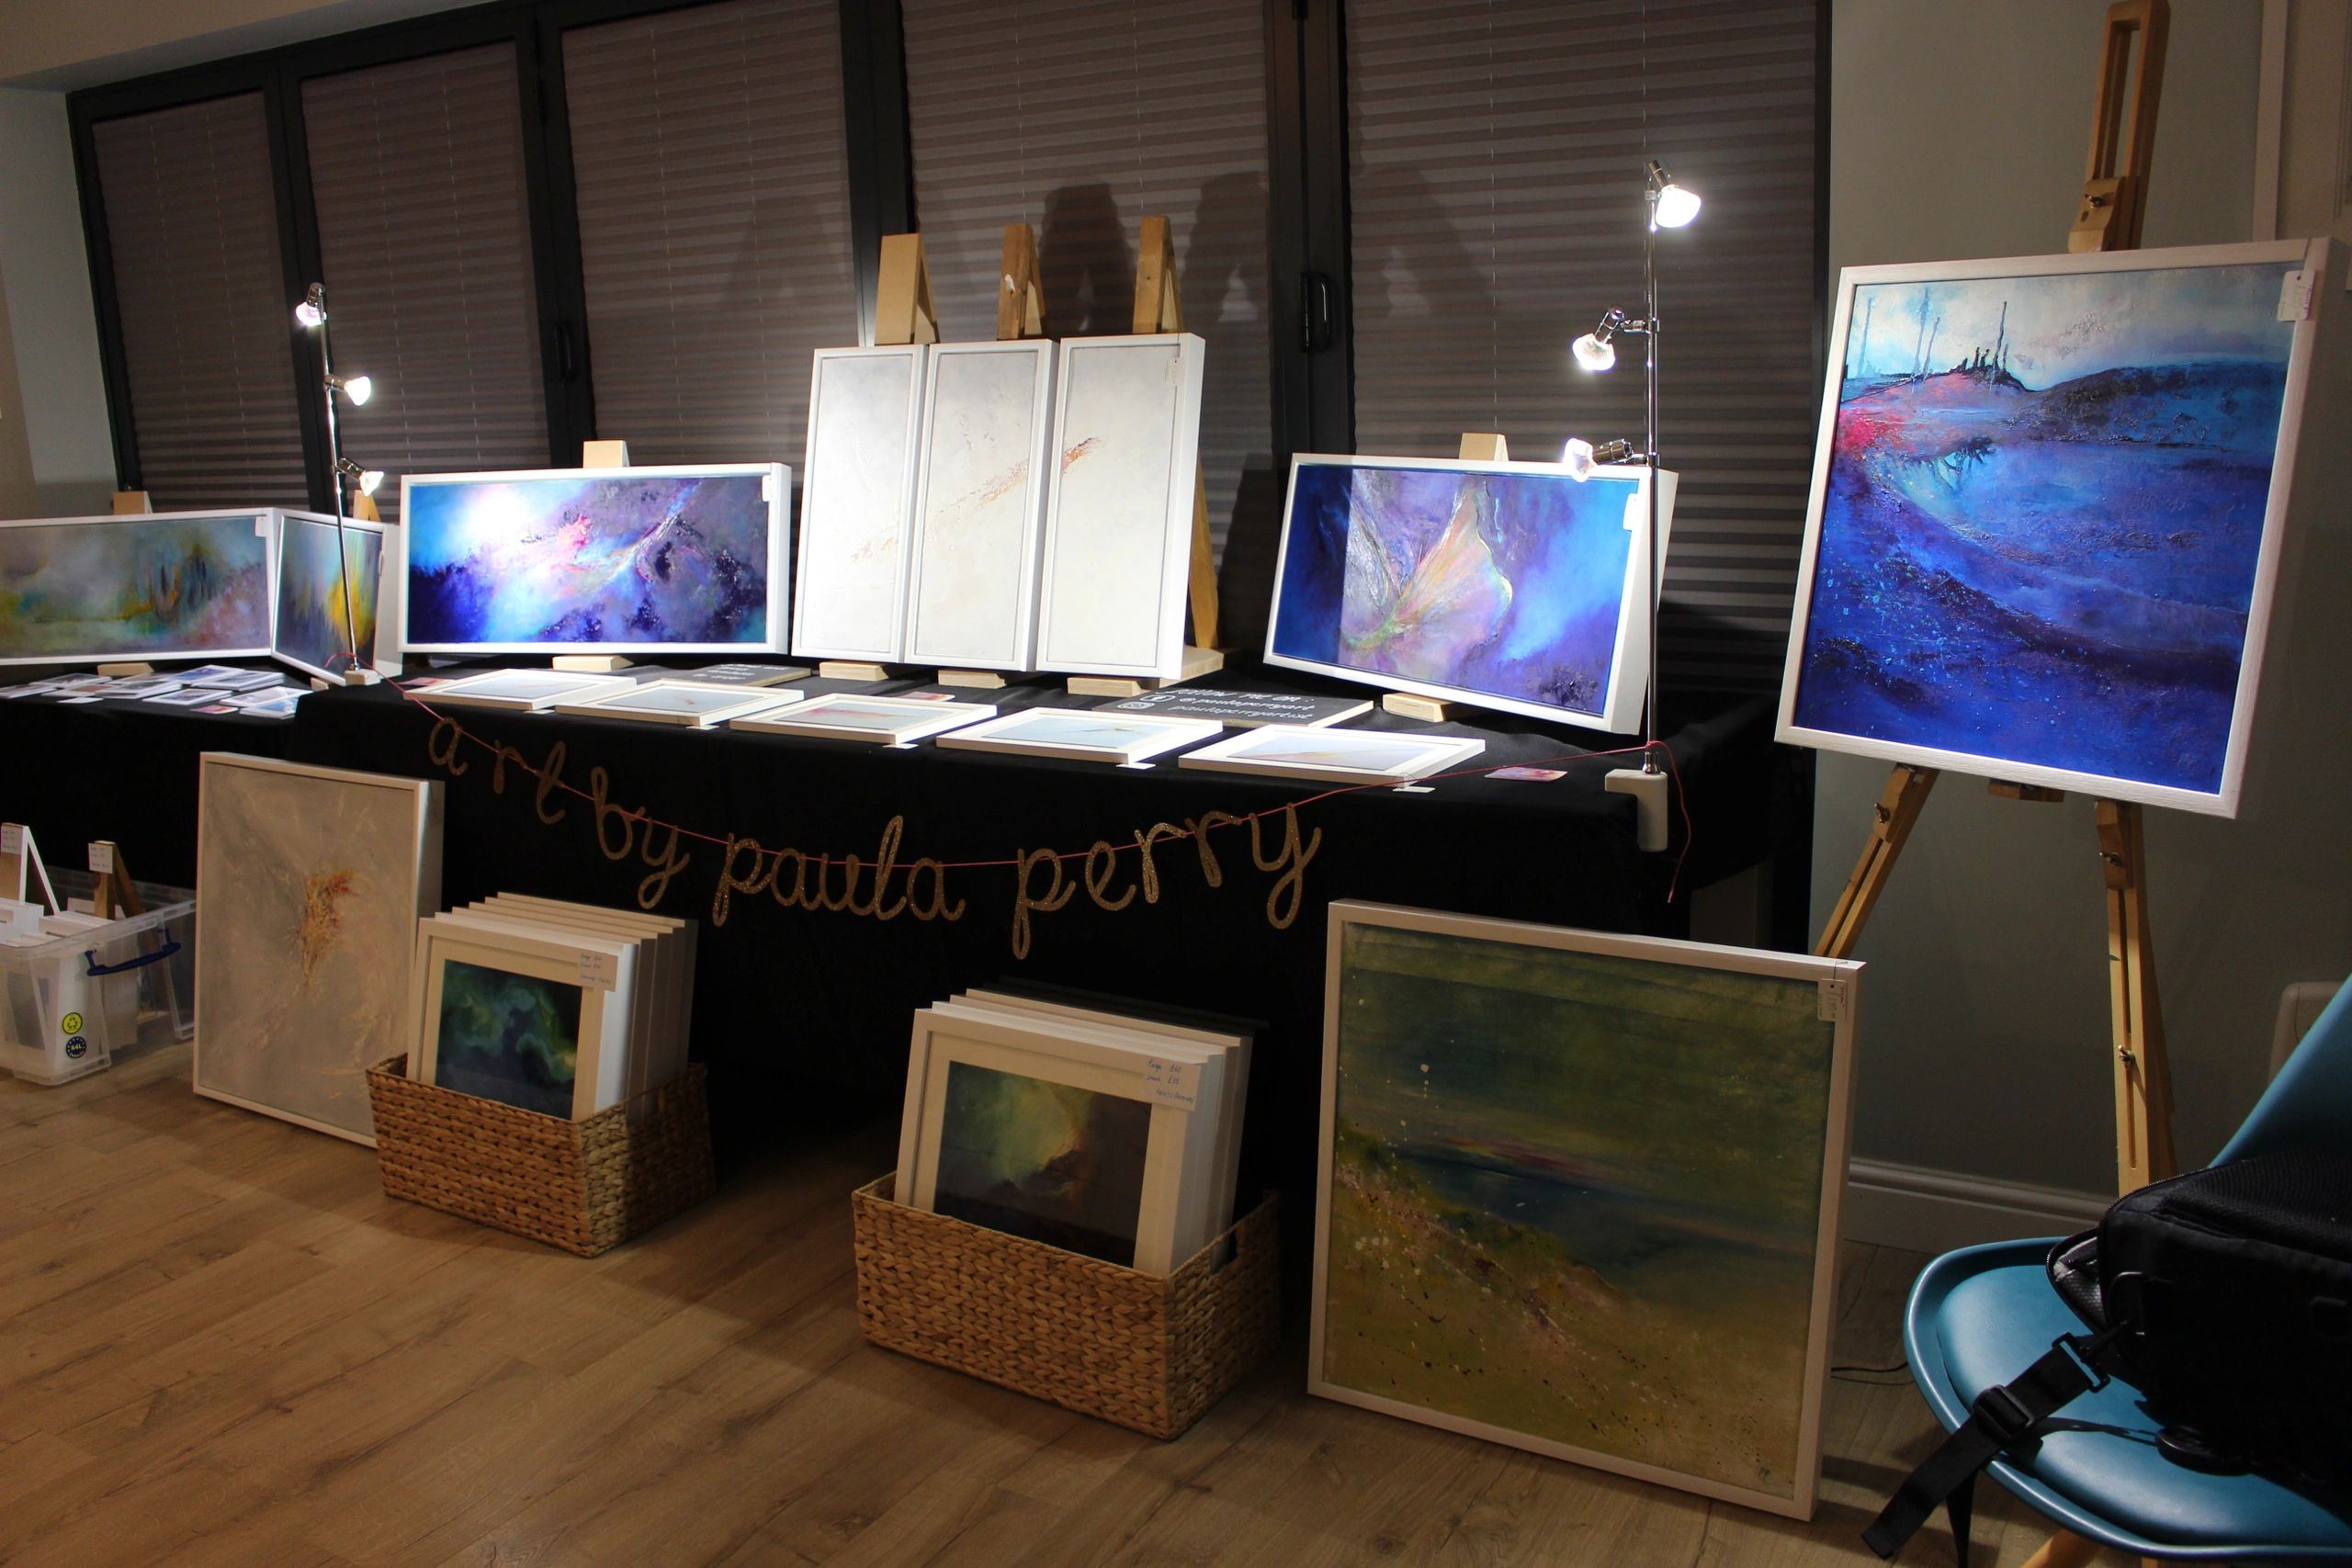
[933,706,1220,765]
[731,692,996,745]
[423,670,638,713]
[410,918,639,1121]
[1177,725,1484,784]
[550,680,803,729]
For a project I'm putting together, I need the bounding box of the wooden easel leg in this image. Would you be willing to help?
[1814,764,1938,960]
[2098,799,2175,1193]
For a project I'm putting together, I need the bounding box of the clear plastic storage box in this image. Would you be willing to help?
[0,870,196,1086]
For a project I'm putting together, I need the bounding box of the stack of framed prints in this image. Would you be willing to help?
[1033,333,1208,682]
[731,692,995,745]
[0,510,277,667]
[894,991,1250,1275]
[550,679,803,729]
[401,464,789,656]
[793,345,928,663]
[934,706,1220,765]
[1311,901,1861,1519]
[273,510,398,683]
[1777,238,2328,815]
[1264,455,1677,734]
[194,755,443,1145]
[424,669,638,712]
[1178,724,1483,784]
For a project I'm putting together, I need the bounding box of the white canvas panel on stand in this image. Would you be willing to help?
[1032,333,1206,681]
[273,509,400,683]
[792,345,928,662]
[0,510,278,667]
[902,340,1057,671]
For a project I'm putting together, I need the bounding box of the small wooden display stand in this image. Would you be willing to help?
[110,491,151,515]
[1380,433,1510,724]
[1818,0,2177,1223]
[1066,216,1227,700]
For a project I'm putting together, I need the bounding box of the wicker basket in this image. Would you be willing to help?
[365,1055,715,1257]
[851,1174,1280,1439]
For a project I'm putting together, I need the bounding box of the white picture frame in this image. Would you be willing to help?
[901,339,1057,671]
[729,692,996,745]
[933,706,1222,765]
[410,917,636,1121]
[272,509,401,684]
[420,669,639,713]
[1177,724,1485,784]
[1775,238,2328,816]
[792,345,929,662]
[1262,455,1678,734]
[1032,333,1207,680]
[549,679,803,729]
[399,463,791,657]
[475,893,695,1101]
[0,509,279,668]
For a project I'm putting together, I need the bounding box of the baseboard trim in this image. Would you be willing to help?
[1843,1158,2110,1255]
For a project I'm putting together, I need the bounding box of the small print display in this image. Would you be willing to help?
[793,346,927,662]
[936,706,1220,765]
[551,679,801,728]
[274,510,392,682]
[1312,902,1861,1519]
[1097,686,1373,729]
[0,511,276,666]
[1177,724,1484,784]
[1778,238,2327,815]
[401,464,788,655]
[731,692,996,745]
[422,670,638,712]
[1266,456,1676,732]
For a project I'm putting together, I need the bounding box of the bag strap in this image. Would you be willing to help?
[1863,1328,2120,1561]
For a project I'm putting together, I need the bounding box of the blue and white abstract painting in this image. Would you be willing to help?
[1783,246,2317,811]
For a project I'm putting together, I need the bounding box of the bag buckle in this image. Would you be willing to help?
[1970,1383,2035,1445]
[2057,1330,2115,1393]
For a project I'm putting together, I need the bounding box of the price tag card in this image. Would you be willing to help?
[1817,976,1851,1024]
[1,825,22,856]
[1143,1057,1198,1108]
[577,948,618,992]
[87,841,115,876]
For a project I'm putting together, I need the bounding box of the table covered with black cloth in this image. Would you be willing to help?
[288,661,1791,1192]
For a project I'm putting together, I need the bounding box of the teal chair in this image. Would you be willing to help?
[1899,980,2352,1564]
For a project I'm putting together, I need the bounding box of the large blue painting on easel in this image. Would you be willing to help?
[1777,239,2325,816]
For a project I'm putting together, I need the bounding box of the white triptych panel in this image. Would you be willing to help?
[792,345,928,661]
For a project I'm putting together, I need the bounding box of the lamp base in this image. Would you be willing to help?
[1605,766,1670,852]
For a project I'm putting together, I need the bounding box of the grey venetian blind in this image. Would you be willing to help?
[899,0,1279,644]
[302,44,549,522]
[1348,0,1821,692]
[562,0,859,467]
[90,94,309,513]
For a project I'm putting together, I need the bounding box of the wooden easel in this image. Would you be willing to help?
[1065,216,1226,699]
[1816,0,2175,1201]
[88,840,142,921]
[1380,432,1510,723]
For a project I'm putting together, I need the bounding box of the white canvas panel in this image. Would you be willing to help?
[903,341,1056,670]
[793,346,927,661]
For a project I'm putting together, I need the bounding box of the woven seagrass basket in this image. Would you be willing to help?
[366,1055,714,1258]
[851,1174,1280,1438]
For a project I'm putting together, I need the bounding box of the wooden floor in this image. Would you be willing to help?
[2,1043,2098,1568]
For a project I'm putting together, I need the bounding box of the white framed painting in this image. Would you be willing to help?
[420,669,639,713]
[1777,237,2329,816]
[897,1002,1219,1274]
[1312,900,1862,1520]
[194,754,443,1145]
[400,463,790,656]
[902,339,1057,671]
[934,706,1220,765]
[1032,333,1207,680]
[1176,724,1484,784]
[1264,455,1678,733]
[729,692,996,744]
[792,344,928,662]
[550,679,802,729]
[410,916,637,1120]
[273,509,399,684]
[0,510,277,667]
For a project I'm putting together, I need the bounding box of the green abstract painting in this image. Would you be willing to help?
[431,959,582,1118]
[933,1060,1151,1265]
[1315,913,1851,1510]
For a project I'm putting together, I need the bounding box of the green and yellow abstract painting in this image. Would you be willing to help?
[1318,919,1843,1501]
[933,1061,1152,1265]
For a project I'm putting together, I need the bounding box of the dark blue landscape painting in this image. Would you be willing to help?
[1789,258,2304,804]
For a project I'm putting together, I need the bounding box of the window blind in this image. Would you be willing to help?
[301,44,548,522]
[561,0,860,468]
[1347,0,1822,692]
[899,0,1280,644]
[90,93,309,513]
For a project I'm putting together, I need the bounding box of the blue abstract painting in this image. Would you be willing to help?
[1267,461,1644,725]
[274,513,380,678]
[1787,253,2309,806]
[404,469,779,649]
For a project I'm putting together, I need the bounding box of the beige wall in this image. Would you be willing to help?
[0,90,115,515]
[1824,0,2351,1199]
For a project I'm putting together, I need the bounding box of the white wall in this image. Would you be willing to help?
[1825,0,2351,1201]
[0,90,115,515]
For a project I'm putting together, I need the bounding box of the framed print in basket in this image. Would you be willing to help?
[933,706,1220,765]
[792,344,928,662]
[410,917,638,1120]
[194,755,443,1145]
[272,509,398,683]
[400,464,789,656]
[549,679,802,729]
[0,510,277,666]
[1312,902,1862,1519]
[1777,238,2328,816]
[1265,455,1677,733]
[1176,724,1483,784]
[730,692,996,745]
